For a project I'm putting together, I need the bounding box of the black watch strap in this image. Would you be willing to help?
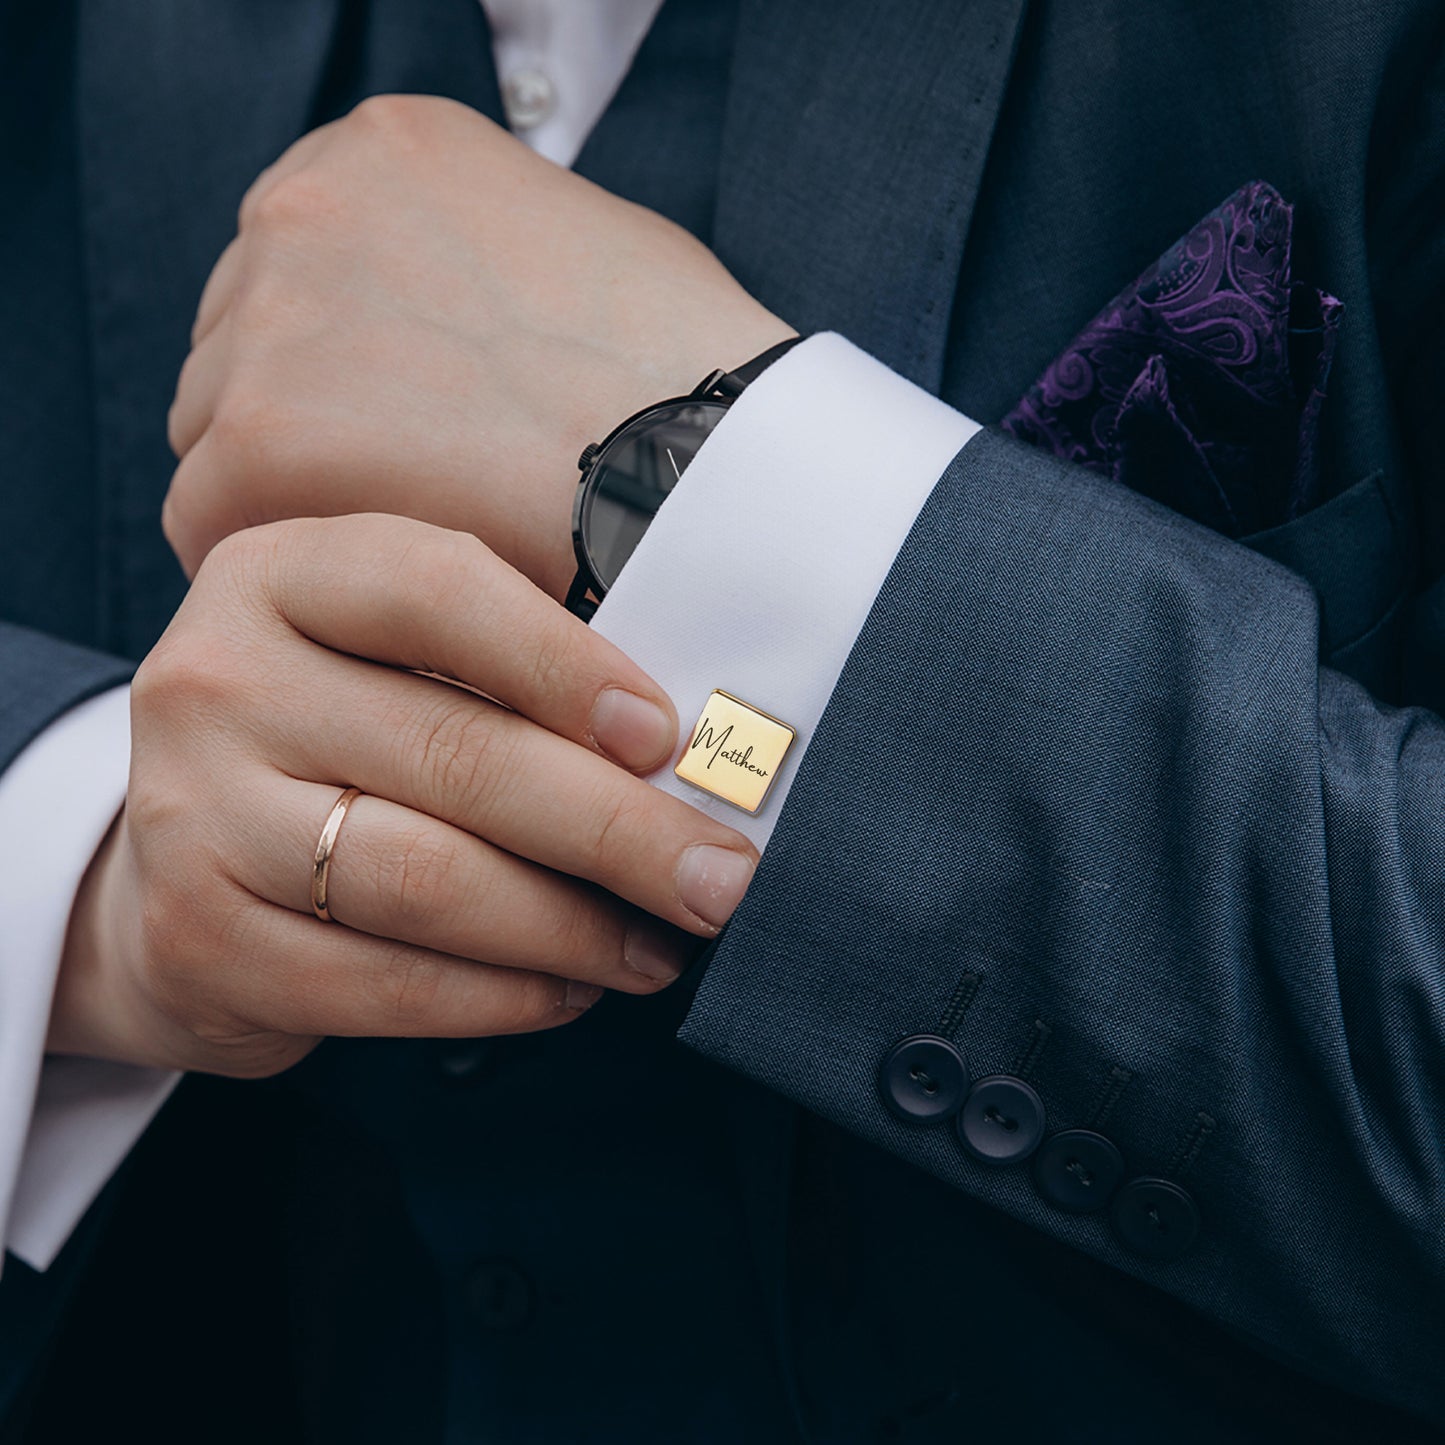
[711,335,804,398]
[567,333,806,623]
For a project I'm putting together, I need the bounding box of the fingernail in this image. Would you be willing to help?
[565,981,604,1012]
[675,845,756,930]
[624,918,690,984]
[590,688,675,772]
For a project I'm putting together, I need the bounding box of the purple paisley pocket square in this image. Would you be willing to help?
[1001,179,1342,537]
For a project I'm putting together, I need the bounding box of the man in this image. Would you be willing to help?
[3,0,1443,1440]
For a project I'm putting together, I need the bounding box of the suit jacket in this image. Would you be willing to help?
[4,1,1444,1440]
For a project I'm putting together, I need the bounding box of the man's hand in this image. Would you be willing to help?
[164,94,795,598]
[50,514,759,1078]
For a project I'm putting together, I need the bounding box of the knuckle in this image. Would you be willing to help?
[158,485,183,553]
[166,357,204,457]
[164,404,186,462]
[208,385,289,467]
[374,944,445,1030]
[408,694,512,811]
[487,973,569,1037]
[135,539,292,718]
[549,895,618,978]
[587,783,648,870]
[349,92,441,142]
[247,168,344,233]
[231,269,327,348]
[351,92,413,130]
[128,639,171,714]
[120,770,185,848]
[132,632,237,725]
[378,823,463,928]
[161,454,217,573]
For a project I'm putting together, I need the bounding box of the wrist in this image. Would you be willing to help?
[541,305,795,599]
[561,313,799,612]
[678,309,798,395]
[48,810,156,1067]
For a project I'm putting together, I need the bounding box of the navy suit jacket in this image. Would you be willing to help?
[4,1,1444,1440]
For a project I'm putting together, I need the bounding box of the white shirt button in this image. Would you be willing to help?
[502,67,557,131]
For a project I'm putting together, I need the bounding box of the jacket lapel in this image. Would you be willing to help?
[74,0,499,654]
[714,0,1029,392]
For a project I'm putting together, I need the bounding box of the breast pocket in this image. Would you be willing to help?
[1241,469,1406,696]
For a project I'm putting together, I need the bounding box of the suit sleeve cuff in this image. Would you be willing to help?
[0,685,178,1273]
[591,331,980,849]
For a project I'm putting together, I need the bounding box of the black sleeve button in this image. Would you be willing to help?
[956,1074,1045,1165]
[1032,1128,1125,1213]
[878,1035,969,1122]
[1110,1177,1200,1261]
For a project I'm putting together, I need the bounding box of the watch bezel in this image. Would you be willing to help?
[570,391,733,604]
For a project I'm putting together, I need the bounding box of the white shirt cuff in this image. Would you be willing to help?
[0,685,178,1273]
[592,331,980,849]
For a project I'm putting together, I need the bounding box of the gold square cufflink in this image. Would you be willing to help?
[674,690,796,815]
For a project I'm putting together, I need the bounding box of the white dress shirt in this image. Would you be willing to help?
[0,0,980,1273]
[0,688,177,1271]
[486,0,664,167]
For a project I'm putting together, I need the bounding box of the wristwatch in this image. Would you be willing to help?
[564,335,802,620]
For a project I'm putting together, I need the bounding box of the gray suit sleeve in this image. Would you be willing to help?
[679,428,1445,1424]
[0,622,133,774]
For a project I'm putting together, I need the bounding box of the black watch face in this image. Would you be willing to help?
[578,398,730,591]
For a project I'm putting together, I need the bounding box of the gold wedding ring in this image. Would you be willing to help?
[311,787,362,923]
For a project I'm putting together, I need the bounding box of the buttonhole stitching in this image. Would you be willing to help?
[1167,1110,1218,1180]
[1088,1064,1135,1131]
[937,970,983,1041]
[1012,1018,1052,1082]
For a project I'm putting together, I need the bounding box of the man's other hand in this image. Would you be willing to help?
[49,515,758,1077]
[164,94,795,598]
